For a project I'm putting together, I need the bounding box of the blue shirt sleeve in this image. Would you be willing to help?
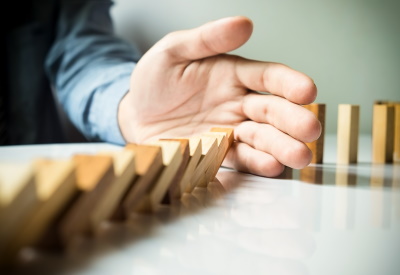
[45,0,141,145]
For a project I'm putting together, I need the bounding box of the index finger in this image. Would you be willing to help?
[234,59,317,105]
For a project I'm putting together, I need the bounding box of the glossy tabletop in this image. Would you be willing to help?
[1,135,399,275]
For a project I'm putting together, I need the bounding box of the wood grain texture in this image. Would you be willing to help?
[202,132,229,184]
[91,150,136,231]
[122,144,163,215]
[190,136,218,189]
[5,159,77,262]
[135,141,183,212]
[58,155,115,244]
[304,103,326,164]
[159,139,190,202]
[372,104,395,163]
[0,163,36,264]
[393,104,400,163]
[211,128,234,150]
[180,137,202,194]
[374,101,399,162]
[337,104,360,164]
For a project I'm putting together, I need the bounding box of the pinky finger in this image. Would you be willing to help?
[222,141,284,177]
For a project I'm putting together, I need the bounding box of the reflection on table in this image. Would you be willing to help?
[8,162,400,275]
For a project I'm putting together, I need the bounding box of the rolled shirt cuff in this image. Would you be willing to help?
[88,63,134,145]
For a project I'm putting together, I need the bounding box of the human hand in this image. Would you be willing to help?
[118,16,321,177]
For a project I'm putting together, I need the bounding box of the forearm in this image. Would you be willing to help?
[45,0,140,144]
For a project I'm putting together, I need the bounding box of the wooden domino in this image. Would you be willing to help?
[0,163,36,264]
[337,104,360,164]
[91,150,136,230]
[184,127,233,191]
[4,159,77,262]
[189,136,218,189]
[0,127,234,265]
[372,103,395,163]
[134,140,183,212]
[159,139,190,202]
[122,144,163,215]
[210,127,234,154]
[392,103,400,162]
[180,137,202,194]
[201,132,229,184]
[0,163,35,217]
[303,103,326,164]
[203,127,234,184]
[58,154,115,244]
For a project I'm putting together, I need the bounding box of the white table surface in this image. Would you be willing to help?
[1,134,399,275]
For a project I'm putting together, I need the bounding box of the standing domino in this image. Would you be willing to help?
[372,103,395,163]
[337,104,360,164]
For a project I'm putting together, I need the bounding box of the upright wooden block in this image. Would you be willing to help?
[91,150,136,230]
[159,139,190,202]
[122,144,163,214]
[58,154,115,244]
[0,163,36,264]
[393,104,400,163]
[337,104,360,164]
[180,137,202,194]
[135,141,183,212]
[5,159,77,261]
[303,103,326,164]
[372,104,395,163]
[189,136,218,189]
[374,101,400,162]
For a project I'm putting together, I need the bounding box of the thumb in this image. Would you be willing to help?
[155,16,253,62]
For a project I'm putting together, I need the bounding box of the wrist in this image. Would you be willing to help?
[118,91,137,143]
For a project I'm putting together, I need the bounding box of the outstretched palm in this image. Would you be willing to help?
[119,17,321,177]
